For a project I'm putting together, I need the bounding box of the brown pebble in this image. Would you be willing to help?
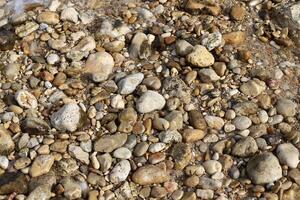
[230,5,246,21]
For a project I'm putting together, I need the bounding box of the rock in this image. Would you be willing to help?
[233,116,252,130]
[182,129,206,143]
[204,115,224,130]
[165,111,183,130]
[188,110,207,129]
[0,172,29,194]
[97,153,112,172]
[198,177,222,190]
[73,36,96,52]
[113,147,132,159]
[15,22,39,37]
[111,94,125,109]
[132,165,170,185]
[3,63,20,80]
[159,130,182,143]
[153,118,170,131]
[48,38,66,50]
[283,184,300,200]
[233,101,258,115]
[118,107,137,133]
[240,79,266,97]
[143,76,162,90]
[196,189,214,199]
[203,160,222,175]
[176,40,194,56]
[148,143,166,153]
[15,90,38,109]
[277,143,299,168]
[27,184,52,200]
[51,103,83,132]
[21,117,50,135]
[94,133,127,152]
[163,77,192,104]
[230,5,246,21]
[276,98,297,117]
[118,73,144,95]
[110,160,131,184]
[29,155,55,177]
[0,156,8,169]
[14,157,31,170]
[37,11,59,25]
[129,32,148,58]
[198,68,220,83]
[103,40,125,52]
[232,136,258,157]
[61,177,82,199]
[0,126,15,155]
[68,145,90,165]
[223,31,246,45]
[85,52,114,82]
[172,143,191,170]
[201,32,223,51]
[136,90,166,113]
[46,53,60,64]
[61,7,79,23]
[187,45,215,67]
[247,152,282,184]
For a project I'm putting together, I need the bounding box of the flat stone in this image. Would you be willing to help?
[182,129,206,143]
[68,144,90,165]
[113,147,132,159]
[276,98,297,117]
[72,36,96,52]
[94,133,127,152]
[37,11,59,25]
[198,68,220,83]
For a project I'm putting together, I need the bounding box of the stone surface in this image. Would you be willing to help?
[187,45,215,67]
[232,136,258,157]
[0,126,15,155]
[110,160,131,184]
[51,103,82,132]
[29,155,55,177]
[136,90,166,113]
[118,73,144,95]
[247,152,282,184]
[15,90,38,109]
[277,143,299,168]
[132,165,170,185]
[94,133,127,152]
[276,98,297,117]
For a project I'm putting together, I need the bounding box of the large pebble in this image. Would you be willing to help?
[276,98,297,117]
[240,79,266,97]
[176,40,194,56]
[15,90,38,109]
[129,32,148,58]
[113,147,132,159]
[68,145,90,165]
[50,103,82,132]
[37,11,59,25]
[277,143,299,168]
[204,115,224,130]
[233,116,252,130]
[61,7,79,23]
[186,45,215,67]
[110,160,131,184]
[29,155,54,177]
[203,160,222,175]
[232,136,258,157]
[85,52,114,82]
[247,152,282,184]
[118,73,144,95]
[0,126,15,155]
[136,90,166,113]
[132,165,170,185]
[94,133,127,152]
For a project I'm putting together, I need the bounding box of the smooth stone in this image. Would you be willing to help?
[60,7,79,23]
[233,116,252,130]
[203,160,222,175]
[129,32,148,58]
[68,145,90,165]
[132,165,169,185]
[232,136,258,157]
[159,130,182,143]
[97,153,112,172]
[113,147,132,159]
[21,117,50,135]
[186,45,215,67]
[29,155,55,177]
[15,90,38,109]
[176,40,194,56]
[188,110,207,129]
[276,98,297,117]
[136,90,166,113]
[182,129,206,143]
[204,115,224,130]
[0,126,15,155]
[277,143,299,168]
[118,73,144,95]
[198,68,220,83]
[37,11,59,25]
[240,79,266,97]
[4,63,20,80]
[94,133,127,152]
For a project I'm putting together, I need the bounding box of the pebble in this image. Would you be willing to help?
[134,142,149,156]
[136,90,166,113]
[196,189,214,199]
[85,52,114,82]
[29,155,54,177]
[205,115,225,130]
[201,32,223,51]
[15,90,38,109]
[232,136,258,157]
[0,156,9,169]
[0,126,15,155]
[182,129,206,143]
[233,116,252,130]
[68,144,90,165]
[203,160,222,175]
[97,153,112,172]
[60,7,79,23]
[277,143,299,168]
[159,130,182,143]
[111,94,125,109]
[240,79,266,97]
[50,103,82,132]
[276,98,297,117]
[230,5,246,21]
[113,147,132,159]
[198,68,220,82]
[187,45,215,67]
[4,63,20,80]
[129,32,148,58]
[94,133,127,152]
[37,11,59,25]
[118,73,144,94]
[189,110,207,129]
[132,165,170,185]
[247,152,282,184]
[110,160,131,184]
[176,40,194,56]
